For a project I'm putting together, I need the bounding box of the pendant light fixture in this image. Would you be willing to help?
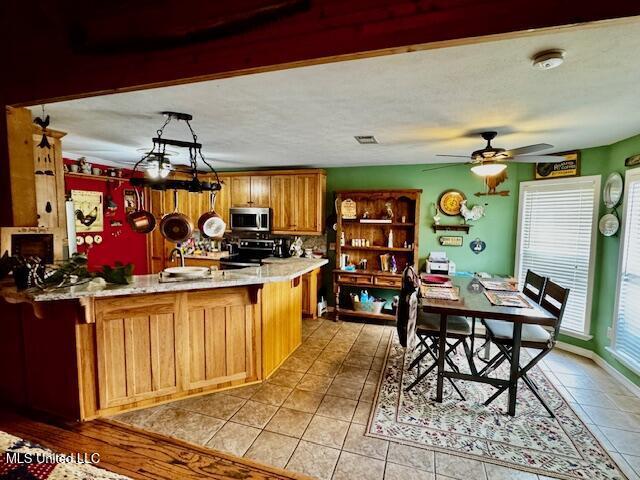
[131,112,222,193]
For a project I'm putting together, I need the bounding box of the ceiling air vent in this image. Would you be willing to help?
[354,135,378,144]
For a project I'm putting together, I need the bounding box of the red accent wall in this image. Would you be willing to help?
[64,160,149,274]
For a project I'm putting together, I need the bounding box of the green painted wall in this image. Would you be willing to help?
[324,132,640,385]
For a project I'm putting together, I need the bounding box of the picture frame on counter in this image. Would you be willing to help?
[535,150,580,180]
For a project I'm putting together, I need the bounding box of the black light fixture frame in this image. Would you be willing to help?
[130,111,222,192]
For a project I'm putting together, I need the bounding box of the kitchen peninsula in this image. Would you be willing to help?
[0,257,326,421]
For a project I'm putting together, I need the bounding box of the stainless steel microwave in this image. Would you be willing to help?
[229,207,271,232]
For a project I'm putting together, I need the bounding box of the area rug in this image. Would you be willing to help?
[367,334,626,480]
[0,430,129,480]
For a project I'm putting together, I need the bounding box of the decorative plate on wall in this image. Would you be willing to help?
[438,190,466,216]
[599,213,620,237]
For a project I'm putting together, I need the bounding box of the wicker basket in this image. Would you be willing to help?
[351,297,386,314]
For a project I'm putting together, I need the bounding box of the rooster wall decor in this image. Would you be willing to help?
[460,200,486,223]
[33,105,51,150]
[475,170,509,197]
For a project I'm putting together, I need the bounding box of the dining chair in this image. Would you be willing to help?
[397,266,475,396]
[481,278,570,417]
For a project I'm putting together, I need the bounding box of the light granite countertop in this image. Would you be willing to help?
[1,257,327,303]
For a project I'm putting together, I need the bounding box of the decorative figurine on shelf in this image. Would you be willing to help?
[363,210,370,219]
[390,255,397,274]
[460,200,486,223]
[433,204,442,226]
[384,201,394,220]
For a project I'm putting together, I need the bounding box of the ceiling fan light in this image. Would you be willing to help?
[470,162,507,177]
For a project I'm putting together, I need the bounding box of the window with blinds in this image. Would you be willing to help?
[612,170,640,368]
[516,176,600,335]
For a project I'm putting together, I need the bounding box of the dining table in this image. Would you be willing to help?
[419,276,557,416]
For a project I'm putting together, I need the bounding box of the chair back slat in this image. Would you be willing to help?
[540,279,570,340]
[522,270,546,303]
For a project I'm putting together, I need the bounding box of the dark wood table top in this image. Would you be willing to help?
[420,277,557,327]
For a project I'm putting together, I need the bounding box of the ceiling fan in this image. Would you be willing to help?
[427,131,565,176]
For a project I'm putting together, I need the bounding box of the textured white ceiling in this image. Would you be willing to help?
[35,20,640,169]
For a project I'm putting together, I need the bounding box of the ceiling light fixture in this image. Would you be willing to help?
[470,161,507,177]
[354,135,378,144]
[131,112,221,193]
[532,49,565,70]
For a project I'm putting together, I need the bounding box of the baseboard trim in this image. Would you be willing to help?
[557,341,640,399]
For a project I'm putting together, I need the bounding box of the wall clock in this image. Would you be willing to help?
[438,190,466,216]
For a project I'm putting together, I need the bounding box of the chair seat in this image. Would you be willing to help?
[484,319,551,343]
[417,312,472,336]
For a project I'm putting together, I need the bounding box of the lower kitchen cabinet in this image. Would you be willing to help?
[302,268,320,319]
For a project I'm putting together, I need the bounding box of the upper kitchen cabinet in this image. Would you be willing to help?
[230,175,270,207]
[271,171,326,235]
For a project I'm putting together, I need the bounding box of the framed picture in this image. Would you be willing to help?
[71,190,104,233]
[535,151,580,180]
[439,235,463,247]
[124,189,137,214]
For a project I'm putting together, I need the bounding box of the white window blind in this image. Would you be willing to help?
[613,171,640,367]
[516,176,600,335]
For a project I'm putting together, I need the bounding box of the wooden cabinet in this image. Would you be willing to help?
[94,293,181,409]
[231,175,270,207]
[270,173,326,235]
[302,268,320,319]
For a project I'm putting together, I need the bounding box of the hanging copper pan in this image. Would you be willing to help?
[127,188,156,234]
[198,191,226,238]
[160,190,193,243]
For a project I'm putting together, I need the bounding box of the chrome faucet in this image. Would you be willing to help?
[169,247,185,267]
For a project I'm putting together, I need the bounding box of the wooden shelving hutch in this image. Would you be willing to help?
[333,189,421,322]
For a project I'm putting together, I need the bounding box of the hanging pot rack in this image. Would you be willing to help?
[129,111,222,192]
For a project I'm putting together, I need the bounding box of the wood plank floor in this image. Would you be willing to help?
[0,409,311,480]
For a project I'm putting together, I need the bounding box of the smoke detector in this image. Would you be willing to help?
[532,49,565,70]
[354,135,378,144]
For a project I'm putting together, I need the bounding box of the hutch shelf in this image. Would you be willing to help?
[333,189,421,322]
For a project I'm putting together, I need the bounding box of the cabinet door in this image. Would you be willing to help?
[250,176,271,207]
[230,176,252,207]
[186,289,257,390]
[95,294,180,409]
[294,174,322,234]
[270,175,296,232]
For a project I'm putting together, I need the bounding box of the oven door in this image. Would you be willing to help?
[230,208,270,232]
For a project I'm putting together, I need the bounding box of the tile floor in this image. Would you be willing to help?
[113,318,640,480]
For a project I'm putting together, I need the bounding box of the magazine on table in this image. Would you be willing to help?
[421,285,460,301]
[484,291,532,308]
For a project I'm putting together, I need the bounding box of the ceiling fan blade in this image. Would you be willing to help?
[502,143,553,157]
[422,163,468,172]
[435,154,472,159]
[508,154,567,163]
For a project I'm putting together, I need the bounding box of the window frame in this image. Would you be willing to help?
[515,175,601,339]
[609,168,640,374]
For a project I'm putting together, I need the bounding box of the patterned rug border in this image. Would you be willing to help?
[365,335,628,480]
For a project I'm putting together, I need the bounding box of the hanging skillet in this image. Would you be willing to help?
[160,190,193,243]
[127,188,156,234]
[198,191,226,238]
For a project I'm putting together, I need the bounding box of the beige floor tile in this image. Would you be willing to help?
[325,340,354,353]
[333,450,385,480]
[206,421,261,457]
[344,353,374,369]
[335,364,369,384]
[297,373,333,393]
[587,423,617,451]
[342,423,388,459]
[225,383,262,399]
[623,454,640,477]
[175,393,245,420]
[371,357,385,371]
[230,400,278,428]
[581,405,640,431]
[387,442,434,472]
[360,383,377,402]
[304,336,332,349]
[309,360,342,377]
[244,430,299,468]
[350,344,379,357]
[352,401,372,425]
[565,387,616,408]
[366,369,382,385]
[385,462,435,480]
[280,355,313,373]
[484,463,537,480]
[609,393,640,414]
[327,378,364,400]
[318,350,349,363]
[609,452,640,480]
[169,410,225,445]
[265,407,313,438]
[251,383,293,407]
[286,440,340,480]
[282,389,324,413]
[601,427,640,456]
[435,452,486,480]
[112,405,166,428]
[302,415,350,449]
[316,395,358,422]
[267,369,305,388]
[554,372,599,390]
